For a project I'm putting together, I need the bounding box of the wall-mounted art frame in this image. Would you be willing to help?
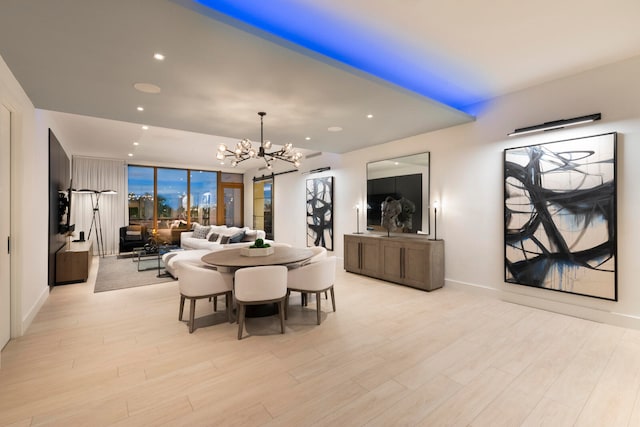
[306,176,333,250]
[504,132,617,300]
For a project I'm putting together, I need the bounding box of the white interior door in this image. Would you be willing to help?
[0,104,11,350]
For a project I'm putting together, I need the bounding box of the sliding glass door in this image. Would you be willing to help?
[127,166,242,243]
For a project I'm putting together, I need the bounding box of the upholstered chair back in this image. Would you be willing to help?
[235,265,287,302]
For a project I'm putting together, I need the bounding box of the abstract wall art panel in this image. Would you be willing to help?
[504,132,617,300]
[306,176,334,250]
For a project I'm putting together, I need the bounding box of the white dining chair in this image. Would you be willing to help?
[178,261,234,333]
[286,256,336,325]
[307,246,327,263]
[234,265,288,340]
[300,246,328,305]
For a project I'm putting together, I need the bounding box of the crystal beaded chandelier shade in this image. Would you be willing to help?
[216,112,303,169]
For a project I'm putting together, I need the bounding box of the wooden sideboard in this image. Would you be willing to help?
[55,240,93,284]
[344,234,444,291]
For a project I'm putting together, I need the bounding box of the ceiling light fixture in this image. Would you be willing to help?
[153,53,165,60]
[137,106,144,111]
[133,142,139,146]
[508,113,601,137]
[142,125,149,130]
[216,112,303,170]
[367,114,373,119]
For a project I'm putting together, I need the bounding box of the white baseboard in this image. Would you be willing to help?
[446,279,640,330]
[21,285,49,335]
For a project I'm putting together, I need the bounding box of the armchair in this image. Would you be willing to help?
[119,225,148,253]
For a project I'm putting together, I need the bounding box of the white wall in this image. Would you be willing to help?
[0,56,50,335]
[246,55,640,328]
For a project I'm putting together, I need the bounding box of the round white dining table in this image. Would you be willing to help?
[201,246,314,271]
[201,246,315,318]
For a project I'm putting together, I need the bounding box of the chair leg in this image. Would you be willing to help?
[330,286,336,312]
[285,290,290,320]
[278,300,285,334]
[189,298,196,333]
[316,292,322,325]
[179,295,185,321]
[226,292,232,323]
[213,296,218,312]
[237,304,246,340]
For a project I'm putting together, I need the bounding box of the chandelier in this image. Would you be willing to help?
[216,112,303,169]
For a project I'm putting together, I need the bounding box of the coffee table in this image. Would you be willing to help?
[133,244,180,277]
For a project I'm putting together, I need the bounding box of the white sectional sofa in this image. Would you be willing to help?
[180,225,266,250]
[163,225,270,278]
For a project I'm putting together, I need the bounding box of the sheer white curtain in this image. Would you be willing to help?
[71,157,126,256]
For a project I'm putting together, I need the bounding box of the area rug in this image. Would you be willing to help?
[94,256,176,293]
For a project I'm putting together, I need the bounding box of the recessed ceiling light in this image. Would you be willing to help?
[142,125,149,130]
[137,106,144,112]
[367,114,373,119]
[305,137,311,140]
[128,153,133,157]
[154,53,165,61]
[133,83,161,94]
[328,126,343,132]
[133,141,139,146]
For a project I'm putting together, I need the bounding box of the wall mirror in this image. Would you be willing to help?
[366,152,430,234]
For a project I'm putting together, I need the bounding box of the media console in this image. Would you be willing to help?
[55,240,93,285]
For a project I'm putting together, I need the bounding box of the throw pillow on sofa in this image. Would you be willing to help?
[124,225,143,241]
[192,224,210,239]
[208,232,220,242]
[228,230,246,243]
[243,229,257,241]
[220,231,244,244]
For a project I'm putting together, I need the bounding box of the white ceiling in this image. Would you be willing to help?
[1,0,639,171]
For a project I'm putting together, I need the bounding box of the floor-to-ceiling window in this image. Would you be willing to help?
[127,166,154,231]
[189,170,217,226]
[127,166,242,243]
[220,173,243,227]
[156,168,188,243]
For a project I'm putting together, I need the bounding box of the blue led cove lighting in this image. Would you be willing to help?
[193,0,481,112]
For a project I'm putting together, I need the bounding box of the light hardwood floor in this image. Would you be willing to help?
[1,257,639,426]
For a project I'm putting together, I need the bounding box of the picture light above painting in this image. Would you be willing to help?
[366,152,430,235]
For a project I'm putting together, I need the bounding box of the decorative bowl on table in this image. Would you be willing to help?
[240,238,274,257]
[240,246,274,257]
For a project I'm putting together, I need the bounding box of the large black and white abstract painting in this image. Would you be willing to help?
[306,176,333,250]
[504,133,617,300]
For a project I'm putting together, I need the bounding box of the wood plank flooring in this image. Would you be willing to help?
[1,256,639,426]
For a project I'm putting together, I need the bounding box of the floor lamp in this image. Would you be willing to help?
[76,189,116,257]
